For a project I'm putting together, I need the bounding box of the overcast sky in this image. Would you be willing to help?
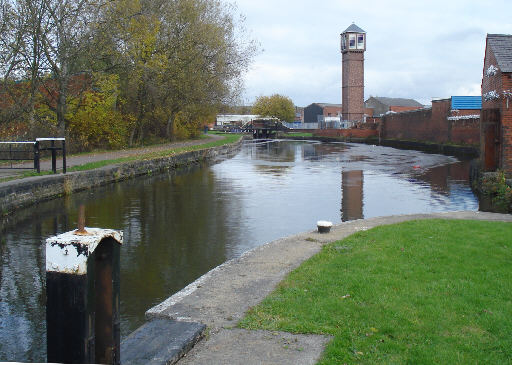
[233,0,512,107]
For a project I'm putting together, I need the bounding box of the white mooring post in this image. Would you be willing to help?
[46,226,123,364]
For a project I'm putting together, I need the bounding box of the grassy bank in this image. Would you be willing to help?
[0,134,241,182]
[239,219,512,364]
[283,132,314,138]
[66,134,241,172]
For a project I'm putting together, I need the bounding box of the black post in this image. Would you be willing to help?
[51,140,56,173]
[34,141,40,173]
[46,228,122,364]
[62,139,67,174]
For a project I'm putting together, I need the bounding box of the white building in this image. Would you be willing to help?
[216,114,260,126]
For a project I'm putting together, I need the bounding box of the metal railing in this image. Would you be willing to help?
[0,141,39,171]
[0,137,66,174]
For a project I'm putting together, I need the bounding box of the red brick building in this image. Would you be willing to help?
[480,34,512,174]
[341,23,365,123]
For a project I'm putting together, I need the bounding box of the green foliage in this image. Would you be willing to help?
[252,94,295,122]
[240,219,512,364]
[0,0,257,149]
[65,73,133,151]
[481,171,512,213]
[0,121,29,140]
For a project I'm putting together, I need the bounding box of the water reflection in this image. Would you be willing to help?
[342,170,364,221]
[0,140,479,362]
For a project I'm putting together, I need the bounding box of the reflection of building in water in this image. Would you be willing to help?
[303,143,350,161]
[301,143,317,160]
[341,170,364,221]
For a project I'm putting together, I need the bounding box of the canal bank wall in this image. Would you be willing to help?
[280,134,479,159]
[0,136,246,216]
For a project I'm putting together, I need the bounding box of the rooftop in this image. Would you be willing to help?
[451,96,482,110]
[366,97,423,107]
[487,34,512,73]
[316,103,342,108]
[342,23,366,34]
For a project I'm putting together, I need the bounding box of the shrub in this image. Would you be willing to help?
[66,73,134,151]
[481,170,512,213]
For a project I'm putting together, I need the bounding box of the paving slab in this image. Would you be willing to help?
[179,329,331,365]
[121,319,206,365]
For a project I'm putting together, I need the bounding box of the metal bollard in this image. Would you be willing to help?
[33,141,40,173]
[46,227,123,364]
[51,140,56,173]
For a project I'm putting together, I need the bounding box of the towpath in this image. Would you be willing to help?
[121,211,512,365]
[0,134,223,179]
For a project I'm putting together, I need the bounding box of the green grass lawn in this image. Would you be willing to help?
[239,219,512,364]
[65,133,241,172]
[284,132,314,137]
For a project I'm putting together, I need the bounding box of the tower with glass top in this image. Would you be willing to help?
[341,23,366,124]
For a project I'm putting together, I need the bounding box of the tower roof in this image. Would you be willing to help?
[342,23,366,34]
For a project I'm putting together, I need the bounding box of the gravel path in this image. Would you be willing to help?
[0,134,223,179]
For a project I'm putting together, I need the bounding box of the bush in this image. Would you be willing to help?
[480,171,512,213]
[66,74,134,151]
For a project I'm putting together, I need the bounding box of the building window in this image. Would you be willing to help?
[357,34,364,49]
[349,34,356,49]
[341,35,346,51]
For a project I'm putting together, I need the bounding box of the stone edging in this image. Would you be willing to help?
[0,136,245,216]
[129,211,511,364]
[145,211,512,323]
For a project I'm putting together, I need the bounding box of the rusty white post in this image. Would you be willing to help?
[46,227,123,364]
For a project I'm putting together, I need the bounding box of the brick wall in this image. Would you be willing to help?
[450,109,480,117]
[481,43,512,174]
[381,106,437,141]
[450,119,480,145]
[342,52,364,122]
[381,98,480,145]
[323,105,342,117]
[365,116,381,124]
[389,105,423,113]
[502,73,512,173]
[314,128,378,138]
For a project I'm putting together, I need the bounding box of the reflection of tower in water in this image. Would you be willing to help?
[341,170,364,221]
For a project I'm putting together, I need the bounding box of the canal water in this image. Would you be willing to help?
[0,140,478,362]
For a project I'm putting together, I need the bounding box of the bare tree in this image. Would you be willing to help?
[40,0,97,134]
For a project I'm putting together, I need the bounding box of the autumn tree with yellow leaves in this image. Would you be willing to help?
[0,0,257,150]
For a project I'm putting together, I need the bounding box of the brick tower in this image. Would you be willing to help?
[341,23,366,123]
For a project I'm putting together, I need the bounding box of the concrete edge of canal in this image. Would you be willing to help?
[119,211,512,365]
[0,136,246,217]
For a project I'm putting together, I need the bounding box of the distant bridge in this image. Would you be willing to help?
[251,119,290,139]
[213,118,290,139]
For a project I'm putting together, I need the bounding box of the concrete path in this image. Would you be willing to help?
[0,134,222,179]
[143,211,512,365]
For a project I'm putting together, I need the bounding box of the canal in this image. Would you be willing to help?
[0,140,478,362]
